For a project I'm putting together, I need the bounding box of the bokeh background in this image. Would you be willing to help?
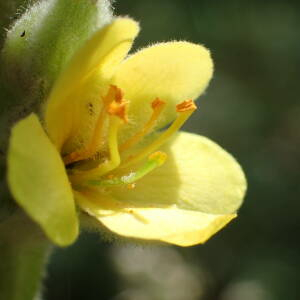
[2,0,300,299]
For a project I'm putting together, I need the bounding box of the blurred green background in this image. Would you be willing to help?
[2,0,300,299]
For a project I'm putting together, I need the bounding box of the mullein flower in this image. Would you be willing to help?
[7,18,246,247]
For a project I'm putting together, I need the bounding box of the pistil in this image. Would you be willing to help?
[87,151,167,187]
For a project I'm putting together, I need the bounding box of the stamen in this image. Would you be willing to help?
[63,108,106,165]
[176,99,197,112]
[86,151,167,187]
[107,98,128,123]
[70,115,122,184]
[120,100,197,169]
[119,98,166,152]
[63,85,124,165]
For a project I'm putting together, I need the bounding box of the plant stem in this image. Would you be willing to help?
[0,212,51,300]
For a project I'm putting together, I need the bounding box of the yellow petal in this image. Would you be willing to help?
[44,17,140,151]
[7,114,78,246]
[75,190,235,246]
[113,132,246,215]
[112,42,213,141]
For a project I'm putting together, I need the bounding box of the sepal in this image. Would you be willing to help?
[2,0,113,105]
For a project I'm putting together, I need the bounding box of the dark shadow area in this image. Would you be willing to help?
[44,232,120,300]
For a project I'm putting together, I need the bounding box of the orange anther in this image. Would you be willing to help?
[151,98,166,110]
[119,98,166,152]
[112,85,124,103]
[64,85,126,166]
[107,101,128,123]
[104,85,128,122]
[176,100,197,112]
[103,85,124,106]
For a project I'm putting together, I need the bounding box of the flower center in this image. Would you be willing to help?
[66,85,197,189]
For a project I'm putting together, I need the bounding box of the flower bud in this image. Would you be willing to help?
[2,0,113,105]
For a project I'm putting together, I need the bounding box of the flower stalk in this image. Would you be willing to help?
[0,213,50,300]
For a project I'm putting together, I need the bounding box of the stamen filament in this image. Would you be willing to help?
[63,107,107,165]
[119,98,166,152]
[88,151,167,187]
[120,100,197,169]
[70,115,121,184]
[63,85,122,165]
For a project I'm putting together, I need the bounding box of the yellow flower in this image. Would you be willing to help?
[7,18,246,247]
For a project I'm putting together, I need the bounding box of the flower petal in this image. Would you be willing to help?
[7,114,78,246]
[112,42,213,141]
[75,190,235,246]
[44,17,140,151]
[113,132,246,215]
[75,132,245,246]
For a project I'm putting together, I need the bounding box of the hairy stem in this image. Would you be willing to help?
[0,212,51,300]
